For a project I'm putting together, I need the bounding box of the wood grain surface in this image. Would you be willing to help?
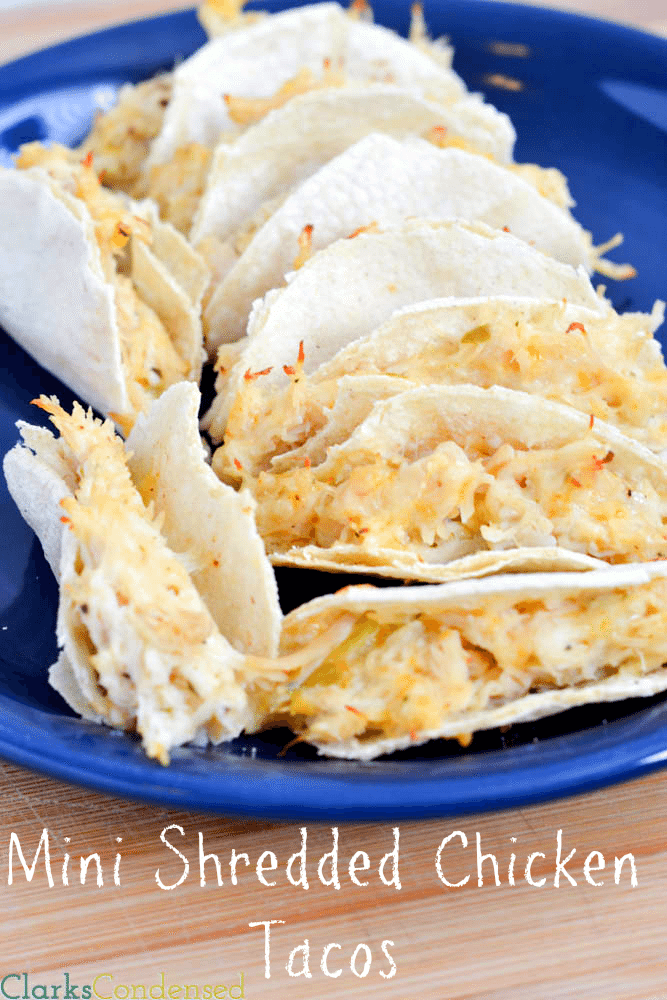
[1,1,667,998]
[2,759,667,999]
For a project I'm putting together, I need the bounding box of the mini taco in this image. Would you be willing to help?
[5,383,281,656]
[0,145,208,434]
[205,220,604,443]
[245,384,667,581]
[315,296,667,452]
[3,386,283,763]
[260,562,667,758]
[203,135,599,348]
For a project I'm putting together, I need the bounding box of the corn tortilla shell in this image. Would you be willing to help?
[126,383,281,657]
[0,166,208,431]
[204,135,596,348]
[0,168,130,421]
[6,397,261,761]
[3,421,77,579]
[273,544,607,579]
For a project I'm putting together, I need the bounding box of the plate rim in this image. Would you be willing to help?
[2,0,667,819]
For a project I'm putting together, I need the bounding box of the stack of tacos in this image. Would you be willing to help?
[3,0,667,765]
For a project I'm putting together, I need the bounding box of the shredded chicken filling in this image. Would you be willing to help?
[40,399,248,764]
[76,75,173,194]
[213,301,667,480]
[266,581,667,743]
[251,434,667,564]
[145,143,213,234]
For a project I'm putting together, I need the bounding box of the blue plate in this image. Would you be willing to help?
[2,0,667,820]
